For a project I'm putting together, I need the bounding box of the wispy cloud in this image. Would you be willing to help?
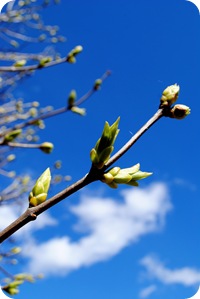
[139,285,157,298]
[140,255,200,286]
[22,182,172,276]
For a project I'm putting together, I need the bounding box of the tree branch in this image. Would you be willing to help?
[0,106,165,243]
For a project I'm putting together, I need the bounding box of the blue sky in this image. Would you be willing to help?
[0,0,200,299]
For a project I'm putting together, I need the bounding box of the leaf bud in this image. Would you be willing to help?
[169,104,191,120]
[67,90,77,107]
[67,45,83,63]
[70,106,86,116]
[29,168,51,207]
[94,79,102,90]
[38,57,52,67]
[90,117,120,168]
[7,154,16,162]
[29,107,38,117]
[11,247,21,254]
[13,60,27,67]
[102,172,114,184]
[4,129,22,142]
[40,142,54,154]
[160,84,180,107]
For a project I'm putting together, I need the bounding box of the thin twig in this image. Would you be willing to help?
[105,108,164,169]
[0,55,70,72]
[0,71,111,138]
[5,142,41,149]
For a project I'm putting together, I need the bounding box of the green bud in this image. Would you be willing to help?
[90,118,120,168]
[67,55,76,63]
[113,173,132,184]
[13,59,27,67]
[29,107,38,117]
[29,168,51,207]
[90,148,99,164]
[14,273,31,281]
[4,286,19,295]
[38,34,46,41]
[8,280,23,288]
[38,57,52,67]
[119,163,140,175]
[107,167,121,176]
[102,172,114,184]
[4,129,22,142]
[7,154,16,162]
[3,279,23,295]
[70,106,86,116]
[170,104,191,120]
[94,79,102,90]
[21,175,30,185]
[32,119,45,129]
[40,142,54,154]
[102,164,152,189]
[129,170,152,181]
[107,181,118,189]
[72,45,83,55]
[126,181,139,187]
[67,90,77,107]
[160,84,180,107]
[11,247,21,254]
[10,40,19,48]
[67,45,83,63]
[98,146,114,166]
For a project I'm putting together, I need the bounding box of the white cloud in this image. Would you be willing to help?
[140,255,200,286]
[0,204,57,238]
[0,205,19,231]
[23,182,172,276]
[139,285,157,298]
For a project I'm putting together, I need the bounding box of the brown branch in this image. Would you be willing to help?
[0,106,165,243]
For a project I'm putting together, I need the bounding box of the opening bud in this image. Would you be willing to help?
[160,84,180,107]
[29,168,51,207]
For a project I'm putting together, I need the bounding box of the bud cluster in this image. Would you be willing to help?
[67,45,83,63]
[90,117,120,169]
[101,163,152,188]
[67,90,86,116]
[160,84,191,120]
